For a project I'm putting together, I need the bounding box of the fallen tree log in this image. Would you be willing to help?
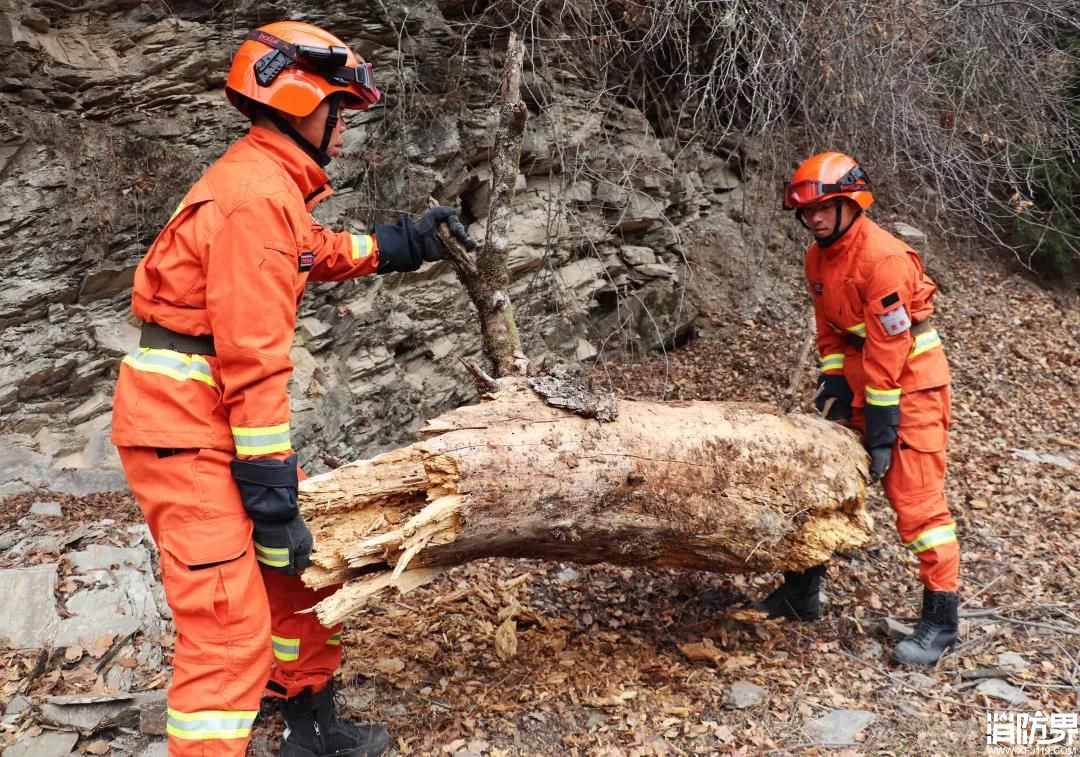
[300,379,872,628]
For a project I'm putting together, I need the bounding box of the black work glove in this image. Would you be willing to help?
[230,454,312,575]
[414,205,477,260]
[373,207,476,274]
[813,373,853,421]
[867,445,893,483]
[864,402,899,485]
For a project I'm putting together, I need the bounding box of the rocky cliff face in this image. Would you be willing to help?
[0,0,761,493]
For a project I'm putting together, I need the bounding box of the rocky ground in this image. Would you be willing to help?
[1,234,1077,756]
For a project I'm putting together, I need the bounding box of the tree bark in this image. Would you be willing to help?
[300,380,871,628]
[437,33,529,378]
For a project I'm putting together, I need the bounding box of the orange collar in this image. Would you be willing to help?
[243,126,334,210]
[813,213,868,260]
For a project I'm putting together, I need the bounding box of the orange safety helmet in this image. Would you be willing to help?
[225,21,381,118]
[783,152,873,210]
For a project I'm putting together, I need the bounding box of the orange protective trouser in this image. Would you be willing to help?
[117,446,344,756]
[851,385,960,592]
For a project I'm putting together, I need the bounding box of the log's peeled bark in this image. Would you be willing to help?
[300,380,872,627]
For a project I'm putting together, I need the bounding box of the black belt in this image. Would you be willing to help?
[139,322,216,356]
[841,318,933,351]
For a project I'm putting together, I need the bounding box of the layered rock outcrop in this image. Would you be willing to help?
[0,0,749,492]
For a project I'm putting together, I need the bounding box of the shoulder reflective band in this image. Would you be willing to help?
[231,423,291,455]
[865,386,902,406]
[166,708,257,741]
[905,523,957,554]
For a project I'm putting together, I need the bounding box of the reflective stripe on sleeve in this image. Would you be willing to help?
[326,631,342,646]
[820,353,845,374]
[165,708,257,741]
[271,635,300,662]
[350,234,374,260]
[905,524,957,554]
[254,541,290,568]
[910,328,943,359]
[232,423,291,455]
[865,386,902,407]
[846,322,867,338]
[122,348,215,387]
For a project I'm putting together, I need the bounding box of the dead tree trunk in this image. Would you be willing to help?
[436,33,530,378]
[301,381,871,627]
[296,35,874,629]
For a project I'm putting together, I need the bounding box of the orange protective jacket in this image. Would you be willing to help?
[805,215,950,410]
[112,126,382,457]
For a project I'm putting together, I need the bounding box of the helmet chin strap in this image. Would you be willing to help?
[320,93,343,154]
[263,109,332,167]
[259,92,344,168]
[799,199,861,247]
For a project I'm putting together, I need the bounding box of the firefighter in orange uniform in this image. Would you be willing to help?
[111,21,474,757]
[759,152,960,667]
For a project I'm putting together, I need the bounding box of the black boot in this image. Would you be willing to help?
[757,565,825,621]
[891,589,959,667]
[280,680,389,757]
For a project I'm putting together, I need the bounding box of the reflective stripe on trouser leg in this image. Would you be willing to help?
[881,389,959,593]
[166,708,257,741]
[263,568,346,698]
[117,446,273,757]
[905,524,957,553]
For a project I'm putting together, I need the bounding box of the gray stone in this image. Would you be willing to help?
[0,564,60,648]
[574,339,598,362]
[633,263,677,280]
[1,730,78,757]
[896,672,936,690]
[54,587,143,647]
[556,258,606,296]
[299,316,332,341]
[3,695,31,717]
[891,222,927,245]
[879,617,915,640]
[976,678,1030,706]
[620,245,657,267]
[856,640,885,661]
[803,709,877,747]
[68,544,149,573]
[41,693,135,731]
[594,181,630,206]
[726,680,765,709]
[136,741,168,757]
[1011,447,1076,471]
[2,695,31,725]
[554,567,581,583]
[136,690,168,736]
[30,500,63,517]
[997,651,1030,671]
[507,245,546,276]
[0,530,20,552]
